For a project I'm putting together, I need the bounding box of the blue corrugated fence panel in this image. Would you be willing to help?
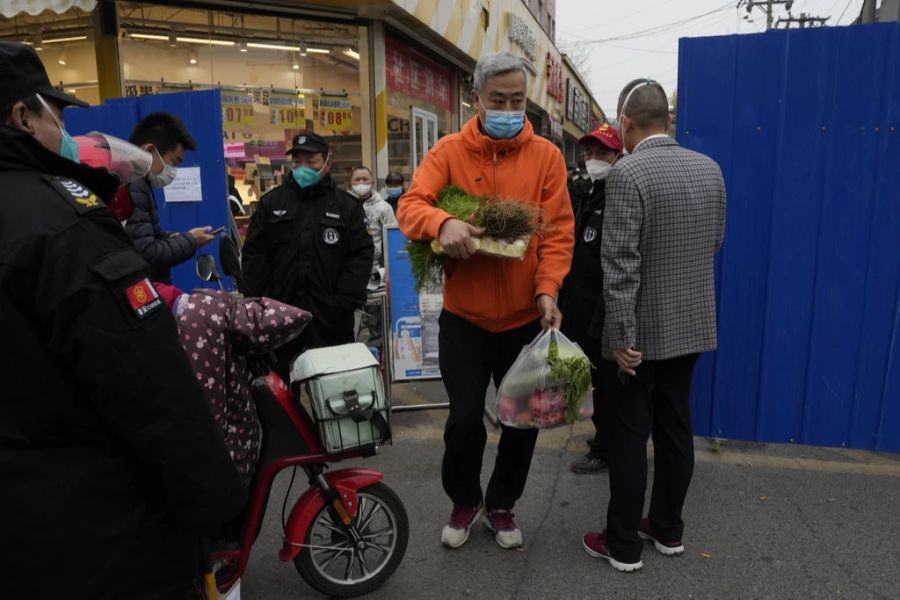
[64,89,228,292]
[679,23,900,452]
[133,89,228,292]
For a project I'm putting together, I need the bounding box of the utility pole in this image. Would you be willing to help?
[745,0,794,29]
[775,13,830,28]
[861,0,877,23]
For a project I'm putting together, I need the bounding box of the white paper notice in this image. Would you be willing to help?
[163,166,203,203]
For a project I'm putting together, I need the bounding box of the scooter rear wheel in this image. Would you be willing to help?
[294,481,409,598]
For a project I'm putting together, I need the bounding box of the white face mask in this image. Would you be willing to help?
[352,183,372,197]
[148,148,177,188]
[585,159,611,181]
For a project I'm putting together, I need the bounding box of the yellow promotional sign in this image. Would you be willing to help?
[319,97,353,131]
[270,93,305,128]
[222,92,254,125]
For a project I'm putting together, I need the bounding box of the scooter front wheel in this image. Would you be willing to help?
[294,481,409,598]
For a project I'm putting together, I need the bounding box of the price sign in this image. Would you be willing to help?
[320,108,353,130]
[270,93,305,127]
[319,97,353,131]
[222,93,254,125]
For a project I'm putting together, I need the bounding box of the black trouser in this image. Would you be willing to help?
[587,369,610,459]
[603,353,699,563]
[583,342,609,459]
[439,310,542,510]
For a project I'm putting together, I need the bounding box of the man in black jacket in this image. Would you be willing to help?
[242,132,373,376]
[558,123,623,475]
[0,43,246,599]
[125,112,216,282]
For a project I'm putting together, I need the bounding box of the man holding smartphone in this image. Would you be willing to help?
[123,112,217,283]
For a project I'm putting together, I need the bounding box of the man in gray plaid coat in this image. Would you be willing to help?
[582,79,726,572]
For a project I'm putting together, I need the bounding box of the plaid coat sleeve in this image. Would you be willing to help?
[601,165,643,352]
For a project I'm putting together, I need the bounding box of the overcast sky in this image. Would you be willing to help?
[555,0,866,115]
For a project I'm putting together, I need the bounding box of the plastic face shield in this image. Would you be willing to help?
[74,131,153,185]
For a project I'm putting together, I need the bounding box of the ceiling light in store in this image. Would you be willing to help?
[343,48,360,60]
[246,42,301,52]
[168,29,177,47]
[32,31,43,50]
[291,53,300,70]
[299,44,307,57]
[189,49,198,65]
[43,36,88,45]
[177,36,235,47]
[239,39,248,52]
[305,47,330,54]
[130,33,234,47]
[57,48,67,66]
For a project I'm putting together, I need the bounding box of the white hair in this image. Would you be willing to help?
[473,51,528,91]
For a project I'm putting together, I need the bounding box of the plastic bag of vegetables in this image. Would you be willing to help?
[496,328,594,429]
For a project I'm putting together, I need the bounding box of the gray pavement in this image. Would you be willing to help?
[241,382,900,600]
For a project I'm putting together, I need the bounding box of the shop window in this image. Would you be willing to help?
[0,7,99,104]
[117,2,366,199]
[384,35,456,184]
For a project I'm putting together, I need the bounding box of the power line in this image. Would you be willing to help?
[837,0,859,23]
[567,2,735,46]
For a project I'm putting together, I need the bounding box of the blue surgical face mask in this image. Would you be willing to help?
[483,109,525,139]
[385,186,402,198]
[35,93,79,162]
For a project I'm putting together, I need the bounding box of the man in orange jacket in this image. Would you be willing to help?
[398,51,574,551]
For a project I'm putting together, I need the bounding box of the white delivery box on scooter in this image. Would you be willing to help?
[290,343,389,453]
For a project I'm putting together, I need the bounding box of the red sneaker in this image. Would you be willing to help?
[582,531,643,572]
[483,509,523,549]
[441,503,483,549]
[638,518,685,556]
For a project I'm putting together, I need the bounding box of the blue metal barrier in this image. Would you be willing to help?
[678,23,900,452]
[65,88,229,292]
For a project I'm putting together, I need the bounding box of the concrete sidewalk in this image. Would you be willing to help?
[242,383,900,599]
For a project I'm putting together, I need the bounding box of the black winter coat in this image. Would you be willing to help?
[559,178,607,358]
[0,126,246,599]
[124,176,196,283]
[241,173,373,349]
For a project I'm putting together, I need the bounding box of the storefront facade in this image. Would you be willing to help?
[0,0,603,197]
[562,54,606,167]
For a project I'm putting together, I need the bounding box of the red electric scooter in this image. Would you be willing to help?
[198,237,409,598]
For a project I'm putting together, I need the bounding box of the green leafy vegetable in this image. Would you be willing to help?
[547,333,593,424]
[405,185,542,291]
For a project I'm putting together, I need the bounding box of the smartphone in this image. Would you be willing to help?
[210,226,226,235]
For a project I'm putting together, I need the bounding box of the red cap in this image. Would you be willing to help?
[578,123,623,153]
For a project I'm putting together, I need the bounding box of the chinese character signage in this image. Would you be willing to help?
[385,37,453,112]
[270,93,305,127]
[222,92,254,125]
[319,96,353,131]
[546,52,564,103]
[567,84,591,133]
[507,12,537,61]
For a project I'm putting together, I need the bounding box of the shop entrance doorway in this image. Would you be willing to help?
[410,106,438,171]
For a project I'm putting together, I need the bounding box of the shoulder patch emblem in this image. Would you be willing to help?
[322,227,341,245]
[125,278,164,319]
[583,226,598,244]
[46,177,102,214]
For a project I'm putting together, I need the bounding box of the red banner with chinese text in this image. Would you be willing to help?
[385,37,453,112]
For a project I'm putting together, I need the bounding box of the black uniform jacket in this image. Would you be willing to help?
[0,126,246,599]
[241,173,373,348]
[558,178,607,357]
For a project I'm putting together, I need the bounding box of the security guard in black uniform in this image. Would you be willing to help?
[558,123,624,475]
[242,132,373,376]
[0,43,246,599]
